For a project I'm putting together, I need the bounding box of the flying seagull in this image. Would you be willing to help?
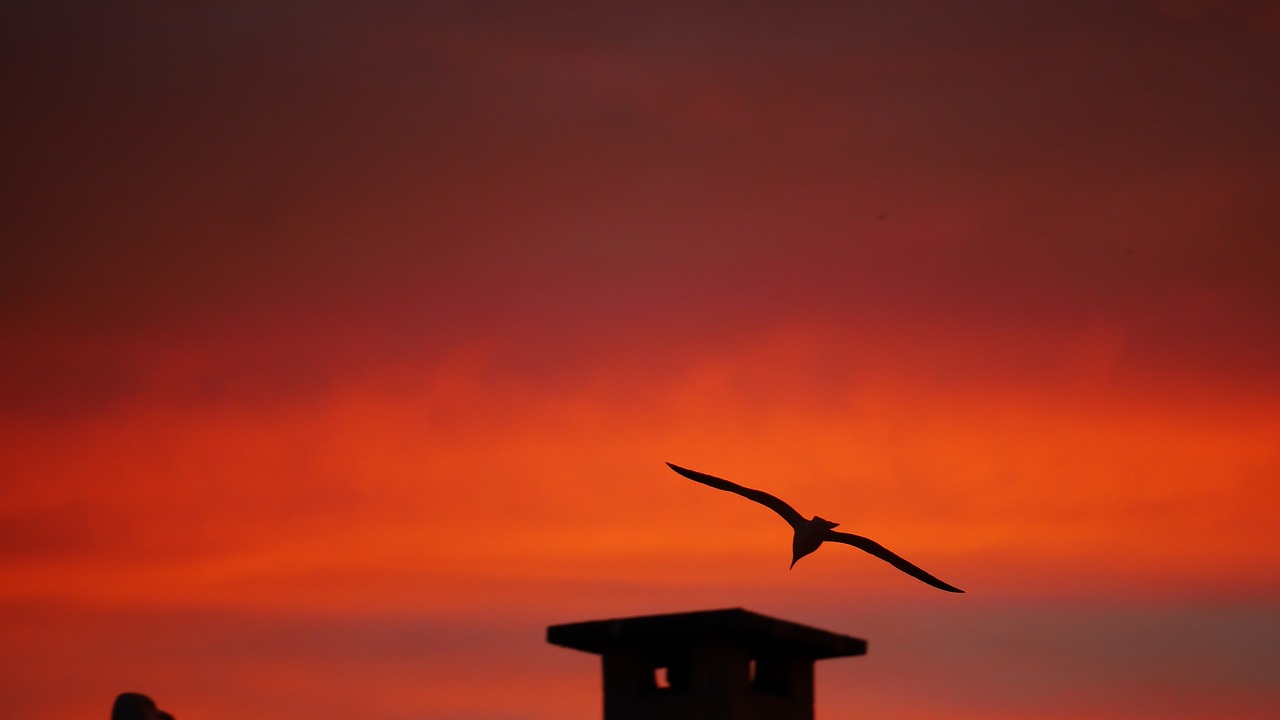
[666,462,964,593]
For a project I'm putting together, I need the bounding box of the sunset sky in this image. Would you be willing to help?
[2,1,1278,718]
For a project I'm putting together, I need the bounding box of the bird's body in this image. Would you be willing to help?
[791,516,838,568]
[666,462,964,593]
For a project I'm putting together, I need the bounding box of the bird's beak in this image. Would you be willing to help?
[789,556,799,570]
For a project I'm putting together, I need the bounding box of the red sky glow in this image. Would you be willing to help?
[2,2,1278,719]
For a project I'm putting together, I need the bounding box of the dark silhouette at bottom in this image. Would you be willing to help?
[112,692,174,720]
[549,608,866,720]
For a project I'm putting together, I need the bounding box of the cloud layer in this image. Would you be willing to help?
[2,2,1278,718]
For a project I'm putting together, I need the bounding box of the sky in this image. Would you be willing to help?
[2,1,1278,718]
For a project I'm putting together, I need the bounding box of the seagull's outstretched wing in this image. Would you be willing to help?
[666,462,805,529]
[825,530,964,593]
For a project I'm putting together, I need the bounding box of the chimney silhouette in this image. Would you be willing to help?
[547,608,866,720]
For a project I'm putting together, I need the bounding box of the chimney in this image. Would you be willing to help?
[547,608,866,720]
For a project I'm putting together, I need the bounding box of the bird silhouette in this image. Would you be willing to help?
[666,462,964,593]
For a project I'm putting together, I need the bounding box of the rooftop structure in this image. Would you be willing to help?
[547,608,866,720]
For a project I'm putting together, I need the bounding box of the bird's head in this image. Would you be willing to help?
[813,515,840,530]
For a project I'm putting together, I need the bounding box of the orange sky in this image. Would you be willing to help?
[2,2,1279,719]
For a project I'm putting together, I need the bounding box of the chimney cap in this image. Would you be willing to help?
[547,607,866,660]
